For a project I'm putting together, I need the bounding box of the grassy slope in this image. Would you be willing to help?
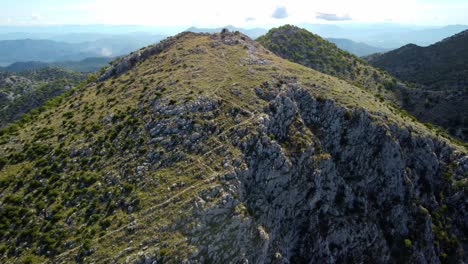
[0,32,465,263]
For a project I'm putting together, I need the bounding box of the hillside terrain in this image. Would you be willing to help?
[0,67,87,127]
[366,30,468,139]
[257,25,405,103]
[366,30,468,90]
[0,30,466,263]
[258,25,467,141]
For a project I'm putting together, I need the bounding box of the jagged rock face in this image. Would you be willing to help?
[187,86,466,263]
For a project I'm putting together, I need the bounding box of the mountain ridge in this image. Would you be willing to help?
[0,29,466,263]
[365,29,468,139]
[258,25,467,141]
[0,57,113,73]
[326,37,390,56]
[365,29,468,90]
[0,35,165,65]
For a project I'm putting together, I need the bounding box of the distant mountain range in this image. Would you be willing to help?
[0,57,113,73]
[0,24,183,38]
[327,38,390,56]
[0,39,97,65]
[0,24,466,65]
[299,24,468,48]
[0,34,165,65]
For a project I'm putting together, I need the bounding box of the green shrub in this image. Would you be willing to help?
[62,111,74,119]
[0,157,7,170]
[123,183,134,193]
[344,109,352,121]
[404,239,412,248]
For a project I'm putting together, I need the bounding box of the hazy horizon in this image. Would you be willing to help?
[0,0,467,63]
[2,0,468,28]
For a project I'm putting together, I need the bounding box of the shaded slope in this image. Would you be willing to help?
[366,30,468,90]
[0,30,466,263]
[366,30,468,139]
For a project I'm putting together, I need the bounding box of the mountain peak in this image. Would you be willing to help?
[0,27,466,263]
[268,24,319,37]
[257,26,404,103]
[99,30,255,81]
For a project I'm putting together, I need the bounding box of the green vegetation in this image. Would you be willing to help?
[366,30,468,90]
[0,67,87,127]
[404,239,412,248]
[258,25,467,142]
[0,30,464,263]
[257,25,400,103]
[366,31,468,141]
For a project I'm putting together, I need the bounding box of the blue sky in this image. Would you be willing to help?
[1,0,468,27]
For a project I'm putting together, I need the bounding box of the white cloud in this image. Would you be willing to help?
[8,0,468,26]
[100,47,113,57]
[316,12,352,21]
[272,6,288,19]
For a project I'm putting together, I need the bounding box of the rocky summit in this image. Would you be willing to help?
[0,30,466,263]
